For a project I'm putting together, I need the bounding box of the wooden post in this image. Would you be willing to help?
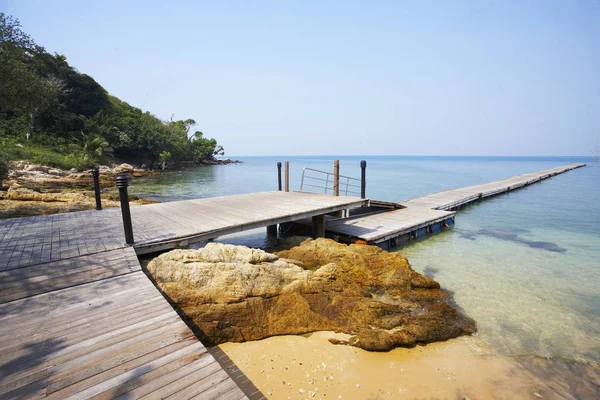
[360,160,367,199]
[92,167,102,210]
[333,160,339,196]
[115,174,134,245]
[277,162,282,191]
[270,160,281,234]
[312,214,326,239]
[284,161,289,192]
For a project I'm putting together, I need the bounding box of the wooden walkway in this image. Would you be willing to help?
[327,206,454,244]
[0,191,367,270]
[401,163,586,211]
[325,164,585,247]
[0,191,367,399]
[0,247,257,399]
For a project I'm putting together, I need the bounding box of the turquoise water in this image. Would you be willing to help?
[131,156,600,362]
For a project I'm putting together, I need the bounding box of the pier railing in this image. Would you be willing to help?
[300,167,362,196]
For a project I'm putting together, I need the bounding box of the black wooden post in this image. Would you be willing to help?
[277,162,282,191]
[360,160,367,199]
[92,167,102,210]
[115,174,134,245]
[268,162,284,237]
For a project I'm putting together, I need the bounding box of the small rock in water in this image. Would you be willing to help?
[355,384,361,388]
[533,393,543,398]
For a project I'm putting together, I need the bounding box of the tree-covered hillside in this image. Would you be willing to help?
[0,13,224,170]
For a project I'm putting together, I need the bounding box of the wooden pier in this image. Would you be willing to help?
[0,163,585,398]
[323,163,585,249]
[0,191,367,399]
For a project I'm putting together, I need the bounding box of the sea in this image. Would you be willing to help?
[130,156,600,364]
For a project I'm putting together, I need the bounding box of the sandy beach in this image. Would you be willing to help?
[220,332,599,400]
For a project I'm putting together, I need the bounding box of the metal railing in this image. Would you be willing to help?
[300,167,362,196]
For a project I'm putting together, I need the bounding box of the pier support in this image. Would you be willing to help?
[312,214,326,239]
[266,224,278,238]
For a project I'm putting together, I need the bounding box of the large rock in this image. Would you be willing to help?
[113,163,134,173]
[147,239,476,351]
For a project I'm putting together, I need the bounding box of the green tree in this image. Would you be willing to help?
[165,118,195,161]
[159,151,171,170]
[190,131,211,160]
[0,14,45,119]
[79,133,114,167]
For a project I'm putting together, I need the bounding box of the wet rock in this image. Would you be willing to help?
[147,239,476,351]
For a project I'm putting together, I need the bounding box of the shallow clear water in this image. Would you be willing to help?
[132,156,600,362]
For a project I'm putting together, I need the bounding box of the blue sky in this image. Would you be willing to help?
[2,0,599,156]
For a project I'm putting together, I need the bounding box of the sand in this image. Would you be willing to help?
[220,332,599,400]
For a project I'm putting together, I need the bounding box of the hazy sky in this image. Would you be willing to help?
[2,0,599,156]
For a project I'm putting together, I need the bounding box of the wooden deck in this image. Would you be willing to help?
[325,163,585,246]
[0,247,258,399]
[0,190,369,399]
[401,163,585,210]
[0,191,367,270]
[327,206,454,243]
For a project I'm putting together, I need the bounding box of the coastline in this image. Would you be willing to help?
[0,162,157,218]
[0,159,241,218]
[220,332,599,399]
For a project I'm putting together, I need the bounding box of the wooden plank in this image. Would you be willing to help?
[164,369,231,399]
[140,360,224,400]
[188,375,238,399]
[48,340,205,399]
[0,249,140,303]
[113,355,218,399]
[0,306,179,393]
[81,344,210,400]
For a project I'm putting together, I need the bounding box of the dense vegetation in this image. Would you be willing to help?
[0,13,224,170]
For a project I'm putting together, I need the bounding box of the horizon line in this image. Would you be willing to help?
[223,154,595,158]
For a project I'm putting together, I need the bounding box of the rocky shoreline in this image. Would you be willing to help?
[0,159,241,218]
[0,162,157,218]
